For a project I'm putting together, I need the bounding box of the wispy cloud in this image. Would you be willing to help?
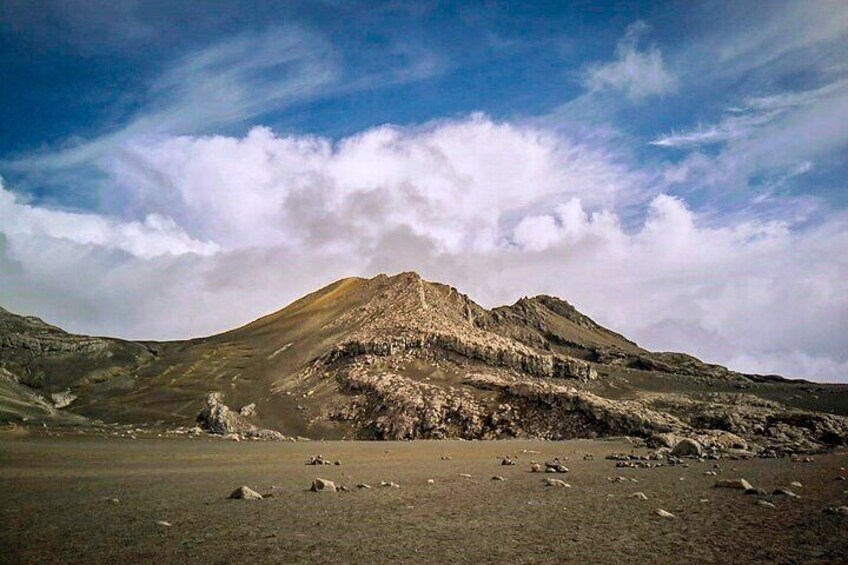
[3,25,443,176]
[582,21,677,101]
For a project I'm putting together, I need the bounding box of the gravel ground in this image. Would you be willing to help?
[1,434,847,564]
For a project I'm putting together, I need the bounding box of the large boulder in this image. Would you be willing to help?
[197,392,248,434]
[671,438,703,458]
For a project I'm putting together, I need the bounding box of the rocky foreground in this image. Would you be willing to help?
[1,436,846,564]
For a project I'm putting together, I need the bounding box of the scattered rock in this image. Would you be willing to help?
[826,505,848,516]
[544,461,569,473]
[310,478,337,493]
[530,463,542,473]
[715,478,753,491]
[334,460,342,466]
[155,520,172,527]
[238,403,256,417]
[671,438,703,458]
[773,488,799,498]
[790,481,802,488]
[631,492,648,500]
[459,473,472,478]
[229,486,263,500]
[756,500,776,508]
[501,457,515,466]
[655,509,675,519]
[491,475,506,481]
[378,481,400,488]
[426,479,435,485]
[544,478,571,488]
[356,483,372,489]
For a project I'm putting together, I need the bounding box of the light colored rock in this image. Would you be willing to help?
[545,478,571,488]
[655,509,675,519]
[715,478,753,491]
[491,475,506,481]
[239,403,256,417]
[356,483,372,489]
[51,390,77,409]
[229,486,263,500]
[757,500,776,508]
[671,438,703,458]
[530,463,541,473]
[631,492,648,500]
[310,478,337,493]
[826,505,848,516]
[156,520,172,527]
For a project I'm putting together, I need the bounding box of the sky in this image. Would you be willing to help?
[0,0,847,382]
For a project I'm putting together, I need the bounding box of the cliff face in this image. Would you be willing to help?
[1,273,846,453]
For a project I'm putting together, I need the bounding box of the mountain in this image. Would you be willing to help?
[1,272,846,452]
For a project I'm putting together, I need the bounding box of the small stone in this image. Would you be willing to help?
[459,473,472,478]
[356,483,372,489]
[544,478,571,488]
[773,488,799,498]
[715,478,753,491]
[790,481,802,488]
[427,479,435,485]
[229,486,263,500]
[492,475,507,481]
[631,492,648,500]
[655,509,675,519]
[104,497,120,504]
[156,520,172,527]
[530,463,541,473]
[378,481,400,488]
[310,478,337,493]
[756,500,776,508]
[826,505,848,516]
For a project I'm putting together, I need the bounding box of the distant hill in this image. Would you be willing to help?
[1,273,846,452]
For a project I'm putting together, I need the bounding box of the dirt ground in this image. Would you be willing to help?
[1,434,847,564]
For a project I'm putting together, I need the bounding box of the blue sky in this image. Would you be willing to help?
[1,1,847,381]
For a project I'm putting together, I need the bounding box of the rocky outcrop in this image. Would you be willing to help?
[331,368,488,440]
[196,393,289,441]
[321,332,597,381]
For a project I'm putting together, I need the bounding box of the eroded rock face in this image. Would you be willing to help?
[331,369,487,440]
[196,393,287,440]
[323,332,596,382]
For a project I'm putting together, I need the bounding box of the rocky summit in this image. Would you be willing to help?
[1,272,847,453]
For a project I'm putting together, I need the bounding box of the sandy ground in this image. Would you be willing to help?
[1,434,847,564]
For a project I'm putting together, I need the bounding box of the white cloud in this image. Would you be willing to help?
[583,21,677,101]
[1,116,846,382]
[0,182,217,258]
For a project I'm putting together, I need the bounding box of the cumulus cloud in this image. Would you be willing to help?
[0,182,217,258]
[583,21,677,101]
[1,116,846,382]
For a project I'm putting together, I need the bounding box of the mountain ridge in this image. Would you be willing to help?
[1,272,846,452]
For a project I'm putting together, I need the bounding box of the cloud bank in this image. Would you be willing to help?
[1,114,846,381]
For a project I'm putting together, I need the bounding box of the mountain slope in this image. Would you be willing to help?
[1,273,846,452]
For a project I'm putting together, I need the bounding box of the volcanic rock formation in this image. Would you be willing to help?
[1,273,846,452]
